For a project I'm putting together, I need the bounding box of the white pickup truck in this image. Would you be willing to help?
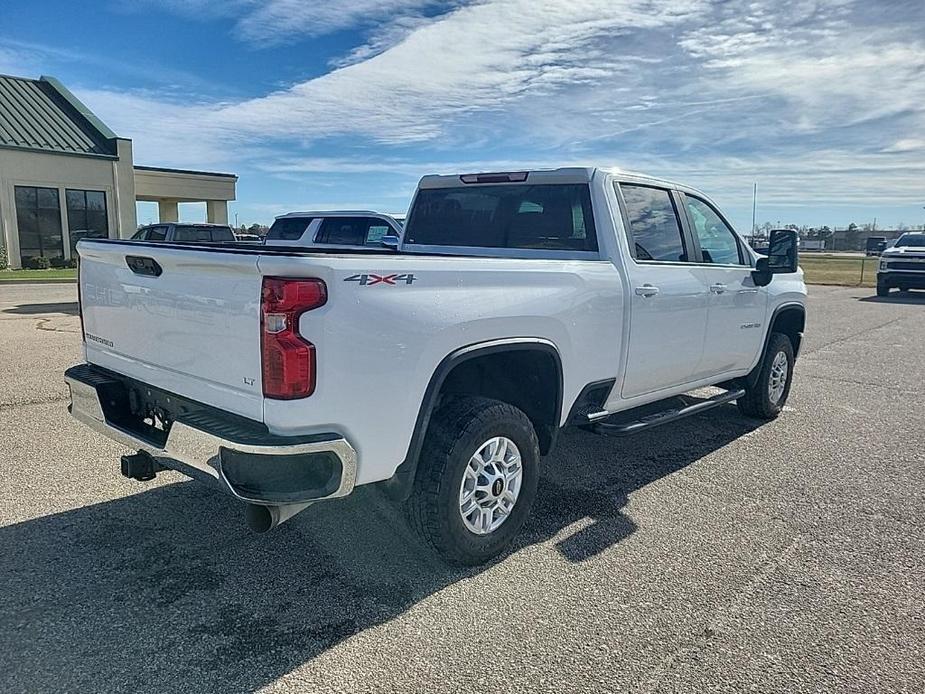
[66,167,806,565]
[264,210,403,249]
[876,231,925,296]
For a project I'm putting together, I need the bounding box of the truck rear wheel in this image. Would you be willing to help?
[405,396,539,565]
[737,332,795,420]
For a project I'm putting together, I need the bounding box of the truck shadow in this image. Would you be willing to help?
[2,301,79,316]
[857,292,925,305]
[0,406,761,693]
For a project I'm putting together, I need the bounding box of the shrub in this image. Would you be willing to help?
[0,242,7,271]
[25,256,51,270]
[49,256,77,269]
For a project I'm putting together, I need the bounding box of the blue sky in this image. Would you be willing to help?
[1,0,923,231]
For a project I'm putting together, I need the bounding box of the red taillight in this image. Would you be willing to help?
[261,277,326,399]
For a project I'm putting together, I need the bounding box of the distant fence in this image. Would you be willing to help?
[799,254,879,287]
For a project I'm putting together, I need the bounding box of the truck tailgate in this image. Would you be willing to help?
[78,241,265,421]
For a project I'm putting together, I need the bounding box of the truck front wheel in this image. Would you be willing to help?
[737,332,795,420]
[405,396,539,565]
[877,282,890,297]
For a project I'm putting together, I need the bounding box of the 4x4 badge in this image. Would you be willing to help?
[344,273,416,286]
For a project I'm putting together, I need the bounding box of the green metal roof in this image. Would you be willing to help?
[0,74,117,157]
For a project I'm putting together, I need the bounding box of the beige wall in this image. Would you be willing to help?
[134,168,236,202]
[134,167,236,223]
[0,147,133,269]
[0,144,238,269]
[112,139,137,239]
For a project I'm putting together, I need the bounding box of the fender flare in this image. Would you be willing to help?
[382,337,563,500]
[746,302,805,387]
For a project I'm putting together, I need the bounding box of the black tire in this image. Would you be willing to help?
[405,396,540,565]
[877,283,890,297]
[737,333,795,420]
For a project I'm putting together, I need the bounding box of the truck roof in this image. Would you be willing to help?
[417,166,695,195]
[275,210,397,220]
[138,221,231,228]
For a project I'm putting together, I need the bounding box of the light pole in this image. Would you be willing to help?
[751,182,757,239]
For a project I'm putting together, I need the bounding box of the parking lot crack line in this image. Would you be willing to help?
[634,534,806,694]
[35,318,80,334]
[0,395,71,411]
[803,316,905,356]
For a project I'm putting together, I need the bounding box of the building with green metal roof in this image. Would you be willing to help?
[0,74,236,269]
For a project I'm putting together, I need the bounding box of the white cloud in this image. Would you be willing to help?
[84,0,708,156]
[137,0,446,44]
[235,0,441,42]
[213,0,706,143]
[27,0,924,217]
[0,45,35,76]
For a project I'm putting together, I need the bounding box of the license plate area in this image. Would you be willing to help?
[94,375,198,448]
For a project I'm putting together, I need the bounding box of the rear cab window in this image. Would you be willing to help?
[404,184,597,252]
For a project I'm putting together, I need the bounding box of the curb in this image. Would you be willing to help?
[0,279,77,285]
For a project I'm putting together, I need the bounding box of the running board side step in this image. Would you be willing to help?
[589,389,745,437]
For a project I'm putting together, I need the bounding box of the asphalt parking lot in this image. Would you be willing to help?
[1,282,923,693]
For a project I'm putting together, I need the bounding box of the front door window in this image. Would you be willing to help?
[684,195,744,265]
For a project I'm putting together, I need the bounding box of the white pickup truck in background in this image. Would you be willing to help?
[66,167,805,565]
[877,231,925,296]
[264,210,402,249]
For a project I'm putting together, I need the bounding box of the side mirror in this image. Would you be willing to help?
[752,228,798,286]
[380,234,400,250]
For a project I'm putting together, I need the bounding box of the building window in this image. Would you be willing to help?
[66,189,109,255]
[14,186,64,265]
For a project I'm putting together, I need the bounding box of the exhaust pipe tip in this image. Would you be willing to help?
[244,503,277,533]
[244,501,312,533]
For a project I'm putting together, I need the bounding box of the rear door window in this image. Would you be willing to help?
[404,184,597,251]
[146,226,168,241]
[618,184,688,262]
[266,217,314,241]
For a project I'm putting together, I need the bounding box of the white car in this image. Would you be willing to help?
[877,231,925,296]
[264,210,402,249]
[67,167,806,565]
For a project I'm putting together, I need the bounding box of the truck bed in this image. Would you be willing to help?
[76,237,621,480]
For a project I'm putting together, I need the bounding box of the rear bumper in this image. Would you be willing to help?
[64,364,357,505]
[878,272,925,289]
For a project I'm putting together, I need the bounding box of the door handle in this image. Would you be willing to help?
[634,284,659,297]
[709,283,727,294]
